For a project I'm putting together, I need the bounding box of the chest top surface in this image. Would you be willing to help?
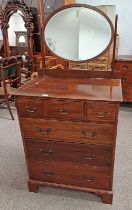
[14,77,122,102]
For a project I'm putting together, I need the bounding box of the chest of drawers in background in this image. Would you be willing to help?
[14,77,122,204]
[113,56,132,102]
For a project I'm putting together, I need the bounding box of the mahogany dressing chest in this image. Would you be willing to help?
[14,4,123,204]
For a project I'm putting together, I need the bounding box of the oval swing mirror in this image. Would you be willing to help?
[44,4,114,62]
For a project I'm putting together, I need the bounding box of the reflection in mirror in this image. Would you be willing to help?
[8,11,28,56]
[44,6,114,62]
[18,35,26,47]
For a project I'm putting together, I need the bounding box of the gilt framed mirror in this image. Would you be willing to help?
[7,11,28,56]
[1,0,34,71]
[44,4,114,63]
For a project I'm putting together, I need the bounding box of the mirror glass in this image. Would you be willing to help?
[44,6,114,62]
[8,11,28,56]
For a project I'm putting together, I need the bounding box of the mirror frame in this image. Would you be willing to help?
[44,4,115,63]
[0,0,34,70]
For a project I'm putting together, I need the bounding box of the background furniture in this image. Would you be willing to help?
[0,61,21,119]
[113,56,132,102]
[0,0,41,71]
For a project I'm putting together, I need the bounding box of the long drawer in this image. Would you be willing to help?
[29,160,111,190]
[26,140,112,167]
[21,118,115,145]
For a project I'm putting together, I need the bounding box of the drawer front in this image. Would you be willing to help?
[21,119,114,145]
[87,102,117,122]
[26,140,112,167]
[122,85,132,102]
[69,62,88,69]
[121,71,132,85]
[29,160,111,190]
[88,63,108,71]
[95,56,108,64]
[17,98,45,118]
[114,62,132,72]
[46,99,84,121]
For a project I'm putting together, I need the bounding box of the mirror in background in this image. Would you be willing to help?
[0,25,3,58]
[8,11,28,56]
[44,6,114,62]
[18,35,26,47]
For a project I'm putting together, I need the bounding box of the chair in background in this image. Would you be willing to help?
[0,62,21,120]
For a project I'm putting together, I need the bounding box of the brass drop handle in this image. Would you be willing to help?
[81,153,96,160]
[58,109,71,115]
[40,149,53,156]
[123,65,128,70]
[81,130,97,139]
[43,171,55,177]
[96,112,108,118]
[37,127,52,135]
[25,106,37,113]
[82,176,96,182]
[122,78,127,82]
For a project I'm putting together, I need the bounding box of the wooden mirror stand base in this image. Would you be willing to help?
[28,180,113,204]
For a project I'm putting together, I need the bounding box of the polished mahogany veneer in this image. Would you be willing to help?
[14,76,122,204]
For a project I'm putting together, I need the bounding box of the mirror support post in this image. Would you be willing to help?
[1,21,10,57]
[37,0,46,70]
[112,14,118,68]
[26,28,35,72]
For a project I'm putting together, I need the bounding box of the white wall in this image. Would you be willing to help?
[76,0,116,5]
[116,0,132,55]
[76,0,132,56]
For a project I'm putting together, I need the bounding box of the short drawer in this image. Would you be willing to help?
[17,98,45,118]
[113,62,132,72]
[88,63,108,71]
[26,140,112,167]
[122,85,132,102]
[95,56,109,64]
[87,102,117,122]
[121,71,132,85]
[29,160,111,190]
[46,99,84,121]
[21,119,115,145]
